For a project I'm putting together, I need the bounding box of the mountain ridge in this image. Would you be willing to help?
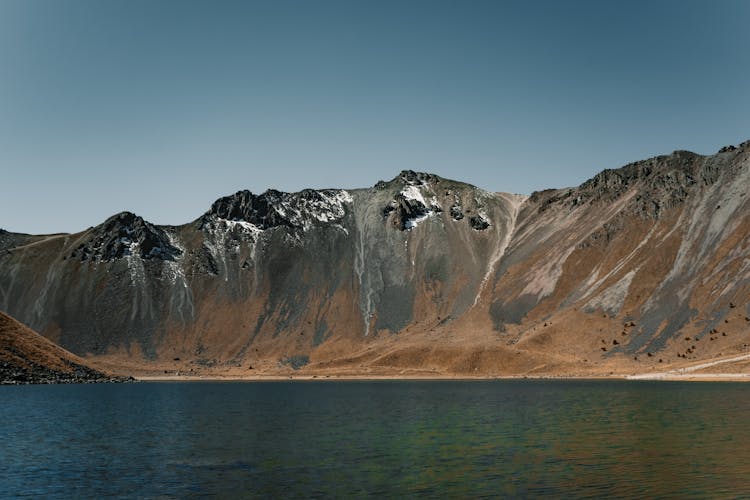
[1,140,748,378]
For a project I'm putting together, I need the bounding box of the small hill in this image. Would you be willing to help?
[0,311,129,384]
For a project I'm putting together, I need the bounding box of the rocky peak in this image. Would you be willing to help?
[206,190,293,230]
[579,150,701,198]
[374,170,442,190]
[397,170,441,186]
[718,140,750,154]
[70,212,181,262]
[202,188,352,231]
[532,149,719,218]
[378,171,492,231]
[378,172,442,231]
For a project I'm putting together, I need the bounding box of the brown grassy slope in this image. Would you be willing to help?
[0,310,121,383]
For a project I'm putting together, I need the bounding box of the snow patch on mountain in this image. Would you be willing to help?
[204,188,352,233]
[222,219,262,233]
[401,185,427,206]
[392,184,442,231]
[404,213,431,230]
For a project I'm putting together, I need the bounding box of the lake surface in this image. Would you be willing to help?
[2,380,750,498]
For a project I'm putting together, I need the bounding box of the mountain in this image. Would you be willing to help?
[0,310,128,384]
[1,141,749,377]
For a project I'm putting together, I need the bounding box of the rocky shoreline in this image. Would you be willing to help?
[0,359,135,385]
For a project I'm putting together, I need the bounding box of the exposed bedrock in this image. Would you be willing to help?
[0,141,749,367]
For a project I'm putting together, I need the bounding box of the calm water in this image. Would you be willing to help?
[2,380,750,498]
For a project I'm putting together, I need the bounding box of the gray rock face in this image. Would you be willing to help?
[204,188,350,230]
[0,142,749,365]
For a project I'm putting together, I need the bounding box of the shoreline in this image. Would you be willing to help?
[133,373,750,382]
[103,352,750,384]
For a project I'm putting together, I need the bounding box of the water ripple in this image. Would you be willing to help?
[1,380,750,498]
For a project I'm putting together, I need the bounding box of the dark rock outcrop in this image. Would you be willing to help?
[0,356,133,385]
[450,204,464,220]
[385,195,432,230]
[469,214,490,230]
[201,188,351,230]
[70,212,181,262]
[397,170,440,186]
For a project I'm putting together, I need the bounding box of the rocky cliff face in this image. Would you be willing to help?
[1,142,749,376]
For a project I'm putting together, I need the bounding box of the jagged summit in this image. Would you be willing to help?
[396,170,442,186]
[718,139,750,153]
[201,187,352,232]
[69,211,181,262]
[374,170,444,190]
[530,143,749,219]
[375,170,492,231]
[1,138,749,378]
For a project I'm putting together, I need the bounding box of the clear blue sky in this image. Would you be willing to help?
[1,0,749,234]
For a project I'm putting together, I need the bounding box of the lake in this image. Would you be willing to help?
[1,380,749,498]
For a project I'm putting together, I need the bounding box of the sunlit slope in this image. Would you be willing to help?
[1,141,748,376]
[0,310,116,383]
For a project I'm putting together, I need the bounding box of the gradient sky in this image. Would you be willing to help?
[1,0,749,234]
